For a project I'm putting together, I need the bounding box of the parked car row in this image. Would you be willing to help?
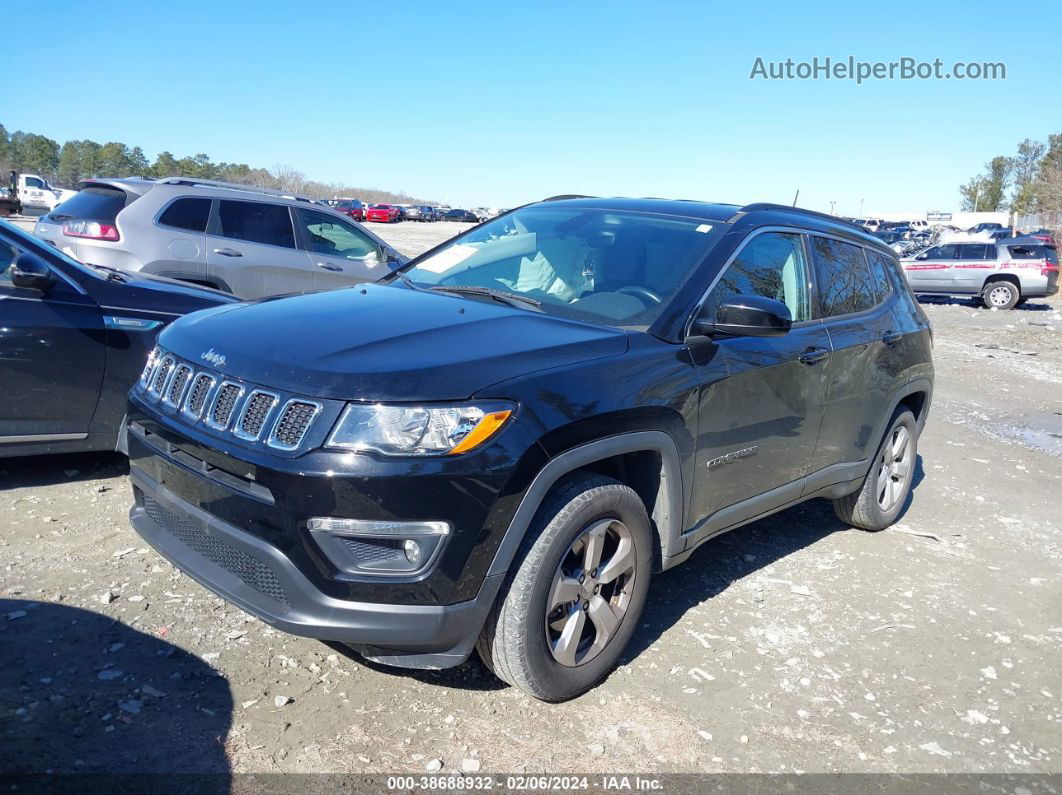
[32,177,407,300]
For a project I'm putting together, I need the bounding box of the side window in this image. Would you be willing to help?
[704,231,811,322]
[0,241,18,288]
[1008,245,1045,260]
[983,245,999,259]
[217,200,295,249]
[959,244,988,260]
[865,250,896,302]
[25,177,44,189]
[158,198,211,232]
[810,236,876,317]
[296,210,379,259]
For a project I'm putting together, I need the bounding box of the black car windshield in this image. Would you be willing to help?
[393,206,725,328]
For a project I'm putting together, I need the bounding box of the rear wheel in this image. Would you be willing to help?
[833,409,918,531]
[477,473,652,701]
[982,280,1020,309]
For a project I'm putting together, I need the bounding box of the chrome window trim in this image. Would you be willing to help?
[267,399,324,451]
[233,390,280,441]
[204,381,246,431]
[162,364,194,408]
[181,371,217,421]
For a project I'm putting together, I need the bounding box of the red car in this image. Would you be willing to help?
[332,198,365,221]
[365,203,400,223]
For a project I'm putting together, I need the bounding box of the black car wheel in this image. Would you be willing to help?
[477,472,652,701]
[833,409,918,531]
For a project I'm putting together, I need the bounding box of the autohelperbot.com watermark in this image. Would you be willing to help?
[750,56,1006,83]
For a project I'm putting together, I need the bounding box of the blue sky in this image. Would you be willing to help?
[2,0,1058,212]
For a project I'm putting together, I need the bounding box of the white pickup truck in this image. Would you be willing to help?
[13,173,78,212]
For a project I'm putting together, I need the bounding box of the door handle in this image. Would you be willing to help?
[213,248,243,257]
[315,262,342,272]
[882,330,903,346]
[798,347,830,365]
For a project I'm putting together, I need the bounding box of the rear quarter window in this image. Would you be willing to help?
[53,186,130,223]
[1007,244,1051,260]
[865,250,897,302]
[158,198,211,232]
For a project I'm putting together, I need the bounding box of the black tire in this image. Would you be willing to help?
[1015,298,1028,308]
[477,472,653,702]
[982,279,1020,310]
[833,409,918,531]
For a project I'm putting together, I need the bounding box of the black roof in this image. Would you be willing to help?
[539,196,886,250]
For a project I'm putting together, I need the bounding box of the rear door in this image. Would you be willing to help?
[0,234,106,441]
[205,199,312,299]
[293,208,387,292]
[953,243,996,293]
[807,238,901,479]
[903,244,958,292]
[149,196,210,281]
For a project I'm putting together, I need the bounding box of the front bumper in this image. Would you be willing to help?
[129,466,504,668]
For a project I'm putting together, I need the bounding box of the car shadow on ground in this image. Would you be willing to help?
[0,451,128,490]
[622,454,926,664]
[0,599,232,779]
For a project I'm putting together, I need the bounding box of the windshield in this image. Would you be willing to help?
[393,205,725,328]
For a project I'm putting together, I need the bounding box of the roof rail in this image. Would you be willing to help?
[542,194,594,202]
[155,177,315,203]
[730,202,867,231]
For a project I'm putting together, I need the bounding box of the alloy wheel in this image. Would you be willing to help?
[987,285,1013,307]
[545,518,636,667]
[876,425,912,511]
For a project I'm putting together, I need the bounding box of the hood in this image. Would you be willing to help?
[93,269,238,316]
[158,284,629,401]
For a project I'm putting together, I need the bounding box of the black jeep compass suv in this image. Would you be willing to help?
[125,197,933,701]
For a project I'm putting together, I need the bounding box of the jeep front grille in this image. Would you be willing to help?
[234,391,278,441]
[208,383,243,429]
[269,400,321,450]
[149,356,174,396]
[165,365,193,407]
[183,373,215,419]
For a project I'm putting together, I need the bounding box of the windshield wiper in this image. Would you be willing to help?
[48,213,75,222]
[429,285,542,310]
[91,264,128,283]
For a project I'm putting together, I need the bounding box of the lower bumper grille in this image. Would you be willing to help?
[142,494,289,606]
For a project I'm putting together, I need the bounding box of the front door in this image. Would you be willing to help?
[205,199,313,299]
[0,237,105,440]
[690,230,831,530]
[293,208,387,292]
[903,243,958,292]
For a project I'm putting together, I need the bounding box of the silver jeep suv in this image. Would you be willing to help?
[32,177,406,299]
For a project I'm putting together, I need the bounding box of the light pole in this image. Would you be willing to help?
[829,200,837,216]
[859,198,864,218]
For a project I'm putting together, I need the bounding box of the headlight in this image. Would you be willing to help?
[326,402,514,456]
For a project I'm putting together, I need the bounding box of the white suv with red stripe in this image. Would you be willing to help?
[902,237,1059,309]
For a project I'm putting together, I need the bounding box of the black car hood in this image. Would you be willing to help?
[85,268,238,316]
[159,284,629,401]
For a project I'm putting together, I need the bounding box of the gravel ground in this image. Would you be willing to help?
[1,219,1061,776]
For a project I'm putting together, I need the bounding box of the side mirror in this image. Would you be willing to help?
[915,252,929,260]
[11,253,56,291]
[692,295,792,338]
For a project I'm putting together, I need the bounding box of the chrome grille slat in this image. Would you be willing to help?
[268,400,322,450]
[149,356,175,397]
[182,373,216,419]
[234,391,279,441]
[206,382,244,430]
[164,364,193,407]
[138,352,321,451]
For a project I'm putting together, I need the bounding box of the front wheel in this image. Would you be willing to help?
[833,409,918,531]
[477,473,652,701]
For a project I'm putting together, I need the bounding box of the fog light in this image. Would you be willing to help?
[307,517,449,577]
[403,539,421,565]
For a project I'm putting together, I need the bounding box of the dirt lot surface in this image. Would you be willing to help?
[2,219,1061,777]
